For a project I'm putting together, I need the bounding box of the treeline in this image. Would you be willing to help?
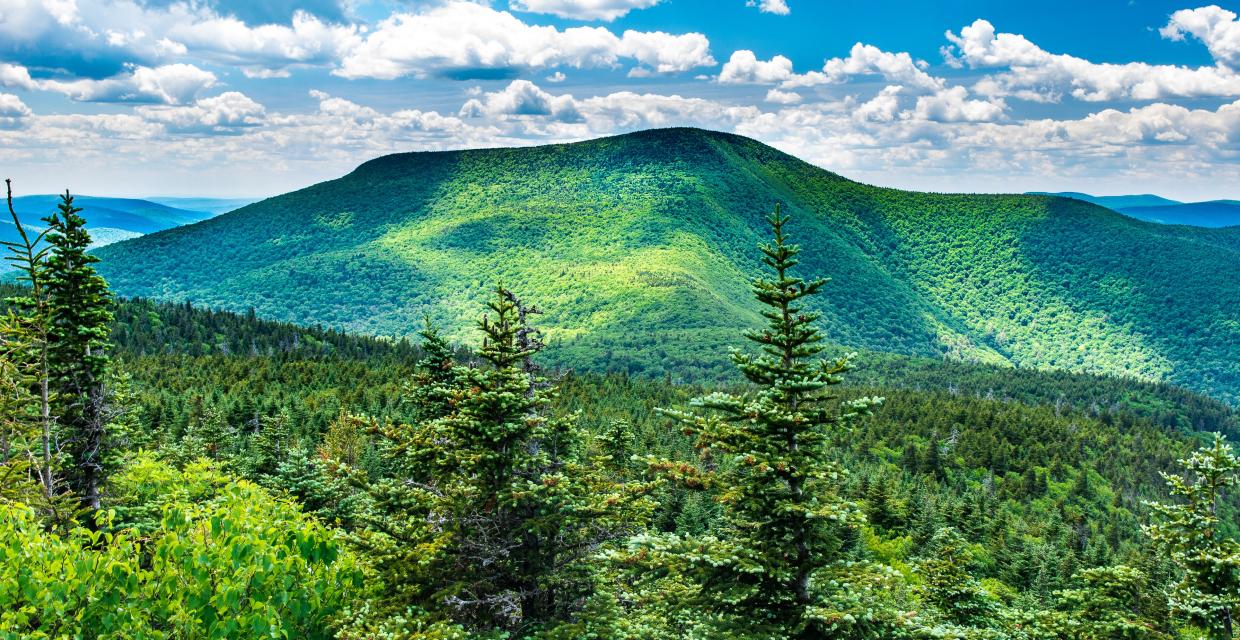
[3,192,1240,638]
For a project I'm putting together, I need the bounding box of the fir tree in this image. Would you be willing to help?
[353,287,651,637]
[647,205,889,638]
[1145,433,1240,638]
[1045,565,1170,639]
[43,191,114,509]
[918,527,997,628]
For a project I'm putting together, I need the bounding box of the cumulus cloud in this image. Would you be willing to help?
[765,88,801,104]
[723,44,942,92]
[944,18,1240,102]
[912,86,1005,122]
[135,91,266,132]
[460,80,584,121]
[39,63,218,104]
[1161,5,1240,71]
[162,9,360,78]
[0,92,32,129]
[746,0,790,15]
[0,63,35,90]
[718,50,794,84]
[509,0,664,21]
[336,2,712,80]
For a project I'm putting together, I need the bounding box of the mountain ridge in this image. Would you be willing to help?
[93,127,1240,401]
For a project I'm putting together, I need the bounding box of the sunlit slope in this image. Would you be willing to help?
[94,128,1240,399]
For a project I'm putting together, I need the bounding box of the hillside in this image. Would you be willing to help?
[1117,201,1240,228]
[3,194,219,254]
[93,128,1240,402]
[1032,191,1240,228]
[1029,191,1181,210]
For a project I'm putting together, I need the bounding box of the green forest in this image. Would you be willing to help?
[92,129,1240,402]
[5,182,1240,639]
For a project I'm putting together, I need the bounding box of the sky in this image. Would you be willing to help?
[2,0,1240,200]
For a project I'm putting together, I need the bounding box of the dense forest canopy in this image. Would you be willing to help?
[91,128,1240,402]
[4,160,1240,637]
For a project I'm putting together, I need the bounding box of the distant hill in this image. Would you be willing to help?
[1031,191,1240,228]
[94,128,1240,402]
[1030,192,1182,210]
[144,197,259,216]
[1,195,220,264]
[1117,201,1240,228]
[9,195,214,235]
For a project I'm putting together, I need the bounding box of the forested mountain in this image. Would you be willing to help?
[1029,192,1182,210]
[1034,191,1240,228]
[3,194,219,251]
[94,128,1240,402]
[1116,201,1240,228]
[7,196,1240,637]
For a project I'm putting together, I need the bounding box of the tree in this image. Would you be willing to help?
[2,180,56,503]
[1044,565,1170,640]
[918,527,997,628]
[352,287,651,637]
[43,191,115,509]
[646,205,890,638]
[1145,433,1240,638]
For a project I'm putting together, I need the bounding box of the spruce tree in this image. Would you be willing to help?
[353,287,650,637]
[648,205,889,638]
[43,191,114,509]
[1145,433,1240,638]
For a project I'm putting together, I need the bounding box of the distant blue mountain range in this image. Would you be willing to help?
[1030,192,1240,228]
[2,196,252,264]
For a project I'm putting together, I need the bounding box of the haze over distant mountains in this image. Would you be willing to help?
[1031,192,1240,228]
[90,128,1240,402]
[2,195,250,252]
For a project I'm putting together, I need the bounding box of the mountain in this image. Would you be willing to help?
[1031,191,1240,228]
[93,128,1240,402]
[9,195,215,235]
[1117,201,1240,228]
[143,197,259,216]
[1029,191,1182,210]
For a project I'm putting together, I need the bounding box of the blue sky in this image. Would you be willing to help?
[2,0,1240,200]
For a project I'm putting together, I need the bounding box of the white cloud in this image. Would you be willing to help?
[746,0,790,15]
[1161,5,1240,71]
[162,9,360,78]
[853,85,902,122]
[136,91,266,132]
[0,63,35,90]
[547,71,567,82]
[912,86,1005,122]
[765,88,801,104]
[945,18,1240,102]
[509,0,664,21]
[39,63,218,104]
[718,50,794,84]
[0,92,32,129]
[460,80,584,121]
[336,2,712,80]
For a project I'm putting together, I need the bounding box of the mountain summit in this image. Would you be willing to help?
[94,128,1240,400]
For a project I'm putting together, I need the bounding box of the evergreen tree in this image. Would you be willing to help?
[42,192,114,509]
[647,205,890,638]
[1145,433,1240,638]
[353,287,651,637]
[1045,565,1170,640]
[918,527,997,628]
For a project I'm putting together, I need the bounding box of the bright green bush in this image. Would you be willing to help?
[0,454,362,639]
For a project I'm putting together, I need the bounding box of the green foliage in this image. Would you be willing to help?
[43,191,115,508]
[1146,434,1240,638]
[93,128,1240,401]
[1043,565,1172,639]
[351,287,652,637]
[644,208,897,638]
[0,454,361,639]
